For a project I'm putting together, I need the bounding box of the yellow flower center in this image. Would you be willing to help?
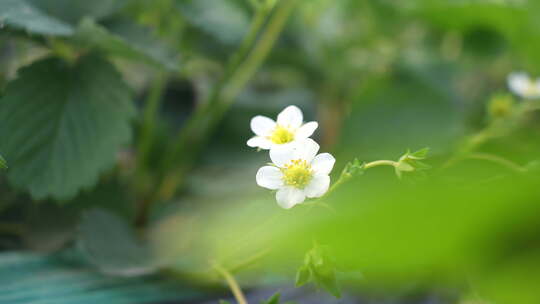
[269,125,295,144]
[282,159,313,188]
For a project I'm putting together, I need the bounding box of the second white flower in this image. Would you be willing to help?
[256,138,335,209]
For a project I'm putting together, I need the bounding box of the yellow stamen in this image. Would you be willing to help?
[282,159,313,188]
[269,125,294,144]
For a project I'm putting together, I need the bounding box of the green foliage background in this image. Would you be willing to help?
[1,0,540,303]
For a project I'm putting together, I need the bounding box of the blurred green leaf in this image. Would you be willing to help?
[23,203,78,252]
[0,251,204,303]
[177,0,249,46]
[0,54,135,200]
[219,300,232,304]
[74,18,180,70]
[297,244,341,298]
[0,0,74,36]
[0,155,6,169]
[295,265,311,287]
[78,208,157,276]
[260,293,281,304]
[28,0,129,24]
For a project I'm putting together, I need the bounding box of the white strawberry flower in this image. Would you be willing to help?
[247,105,318,150]
[508,72,540,99]
[256,138,335,209]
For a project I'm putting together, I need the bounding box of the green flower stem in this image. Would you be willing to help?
[328,159,397,194]
[155,0,298,201]
[221,0,297,104]
[466,153,526,173]
[137,71,168,172]
[444,98,539,170]
[134,72,168,227]
[214,263,248,304]
[228,248,271,274]
[364,160,399,169]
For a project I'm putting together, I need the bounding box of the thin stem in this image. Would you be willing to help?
[154,0,297,200]
[364,160,398,169]
[466,152,527,173]
[328,159,397,194]
[221,0,298,103]
[137,71,168,171]
[134,72,168,227]
[214,263,248,304]
[228,248,271,274]
[443,98,539,170]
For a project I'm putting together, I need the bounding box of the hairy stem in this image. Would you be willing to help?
[328,159,398,194]
[214,263,249,304]
[137,71,168,171]
[466,153,526,173]
[364,160,399,169]
[134,72,168,227]
[155,0,298,200]
[228,248,271,274]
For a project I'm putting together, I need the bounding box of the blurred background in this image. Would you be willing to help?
[1,0,540,303]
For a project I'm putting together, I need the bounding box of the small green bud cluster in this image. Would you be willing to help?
[395,148,431,179]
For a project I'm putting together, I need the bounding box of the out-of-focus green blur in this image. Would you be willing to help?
[2,0,540,303]
[146,1,540,303]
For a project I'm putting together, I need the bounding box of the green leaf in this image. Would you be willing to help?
[78,208,157,276]
[0,0,74,36]
[297,244,342,299]
[312,267,341,299]
[219,301,232,304]
[0,251,204,303]
[0,155,6,169]
[295,265,311,287]
[0,54,135,200]
[28,0,129,24]
[74,18,180,70]
[260,293,281,304]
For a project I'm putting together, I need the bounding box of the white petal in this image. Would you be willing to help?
[277,105,303,128]
[251,116,276,136]
[304,174,330,198]
[311,153,335,175]
[508,72,530,97]
[296,121,318,139]
[256,166,284,190]
[276,186,306,209]
[269,143,297,167]
[295,138,320,162]
[269,138,320,166]
[247,136,272,149]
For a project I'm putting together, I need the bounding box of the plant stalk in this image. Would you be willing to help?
[214,263,248,304]
[155,0,298,201]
